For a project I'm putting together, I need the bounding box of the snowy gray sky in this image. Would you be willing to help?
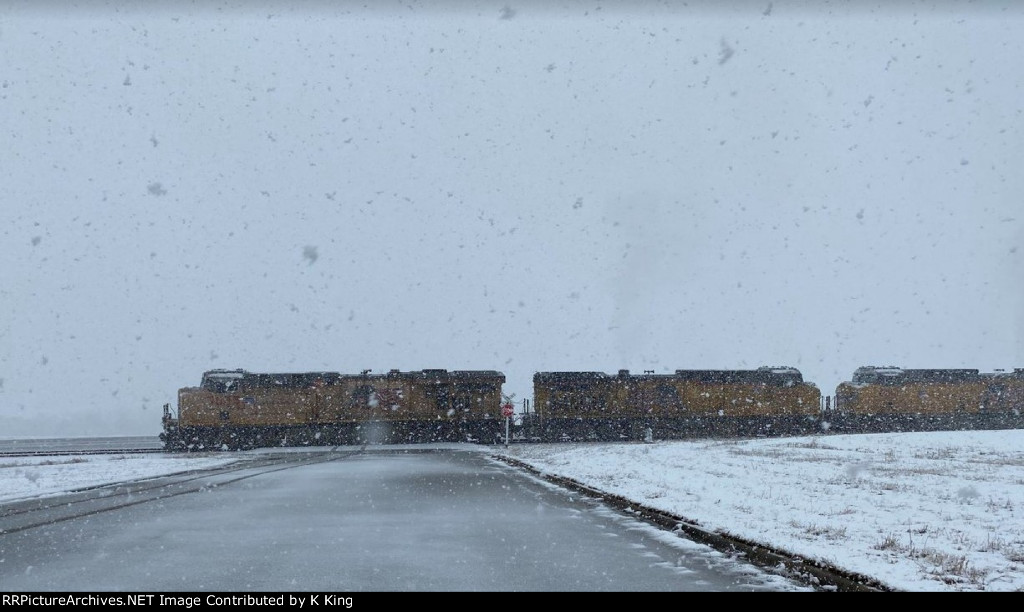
[2,1,1022,436]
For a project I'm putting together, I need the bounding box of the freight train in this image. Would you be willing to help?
[160,368,506,451]
[161,365,1024,451]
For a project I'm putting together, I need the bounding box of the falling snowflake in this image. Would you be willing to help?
[719,38,735,65]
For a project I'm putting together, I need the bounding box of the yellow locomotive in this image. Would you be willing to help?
[827,366,1024,433]
[524,367,822,441]
[161,368,506,451]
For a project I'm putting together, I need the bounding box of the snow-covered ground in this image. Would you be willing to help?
[0,453,240,501]
[496,430,1024,592]
[2,430,1023,592]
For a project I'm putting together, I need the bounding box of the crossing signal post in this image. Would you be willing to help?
[502,402,514,447]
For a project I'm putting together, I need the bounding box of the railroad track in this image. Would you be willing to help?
[0,448,165,458]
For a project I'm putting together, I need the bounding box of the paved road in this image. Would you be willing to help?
[0,448,808,591]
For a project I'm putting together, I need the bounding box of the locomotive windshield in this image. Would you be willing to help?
[200,370,247,392]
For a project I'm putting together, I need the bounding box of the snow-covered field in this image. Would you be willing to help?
[0,453,240,501]
[2,430,1023,592]
[496,430,1024,592]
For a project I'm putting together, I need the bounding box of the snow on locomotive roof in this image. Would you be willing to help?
[534,367,806,385]
[761,366,802,375]
[202,369,246,379]
[854,366,904,376]
[673,368,805,384]
[848,366,995,384]
[533,371,611,382]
